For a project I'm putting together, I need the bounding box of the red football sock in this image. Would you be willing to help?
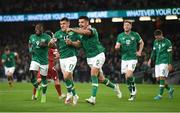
[55,84,62,96]
[33,87,36,96]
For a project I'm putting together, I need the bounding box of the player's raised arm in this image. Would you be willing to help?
[66,16,93,36]
[67,27,92,36]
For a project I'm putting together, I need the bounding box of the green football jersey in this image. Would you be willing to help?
[116,31,142,60]
[78,27,105,58]
[54,30,79,59]
[29,33,50,65]
[1,52,16,67]
[151,38,172,65]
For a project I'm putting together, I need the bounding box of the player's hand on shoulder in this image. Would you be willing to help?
[66,28,73,32]
[65,38,72,46]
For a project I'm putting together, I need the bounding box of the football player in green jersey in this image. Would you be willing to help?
[29,24,51,103]
[66,16,122,105]
[148,29,174,100]
[49,17,79,105]
[1,46,19,87]
[115,20,144,101]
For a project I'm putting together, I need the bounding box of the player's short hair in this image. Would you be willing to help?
[60,17,70,22]
[36,23,44,28]
[79,16,89,21]
[124,20,132,25]
[154,29,163,36]
[35,23,44,31]
[5,46,10,51]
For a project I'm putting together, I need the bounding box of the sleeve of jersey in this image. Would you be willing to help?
[54,32,58,39]
[116,34,121,44]
[28,35,32,44]
[46,35,51,43]
[167,40,173,64]
[1,54,5,60]
[135,32,142,43]
[89,28,95,36]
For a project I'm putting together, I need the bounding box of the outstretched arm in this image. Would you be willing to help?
[65,39,81,48]
[67,28,92,36]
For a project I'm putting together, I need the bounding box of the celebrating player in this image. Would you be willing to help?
[29,23,51,103]
[32,48,65,100]
[1,46,19,87]
[115,20,144,101]
[49,17,79,105]
[148,29,174,100]
[66,16,122,105]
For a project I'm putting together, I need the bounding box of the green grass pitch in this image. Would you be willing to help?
[0,82,179,112]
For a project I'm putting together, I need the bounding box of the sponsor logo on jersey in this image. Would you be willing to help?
[126,40,131,45]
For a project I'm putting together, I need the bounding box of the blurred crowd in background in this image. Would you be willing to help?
[0,0,180,84]
[0,0,180,14]
[0,20,180,84]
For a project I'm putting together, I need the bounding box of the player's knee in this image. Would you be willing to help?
[159,76,166,80]
[91,67,99,76]
[98,75,105,83]
[125,70,133,79]
[63,71,71,80]
[54,80,60,85]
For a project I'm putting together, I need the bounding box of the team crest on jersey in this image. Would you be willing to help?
[162,43,165,47]
[131,37,135,40]
[36,41,39,45]
[68,32,74,36]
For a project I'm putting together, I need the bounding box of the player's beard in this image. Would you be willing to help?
[36,32,42,36]
[125,30,131,34]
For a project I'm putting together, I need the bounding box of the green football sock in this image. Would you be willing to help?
[102,78,115,89]
[91,76,98,97]
[159,79,165,96]
[71,80,76,96]
[165,84,170,91]
[129,76,136,92]
[126,77,132,93]
[41,76,48,94]
[65,79,72,93]
[31,76,38,89]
